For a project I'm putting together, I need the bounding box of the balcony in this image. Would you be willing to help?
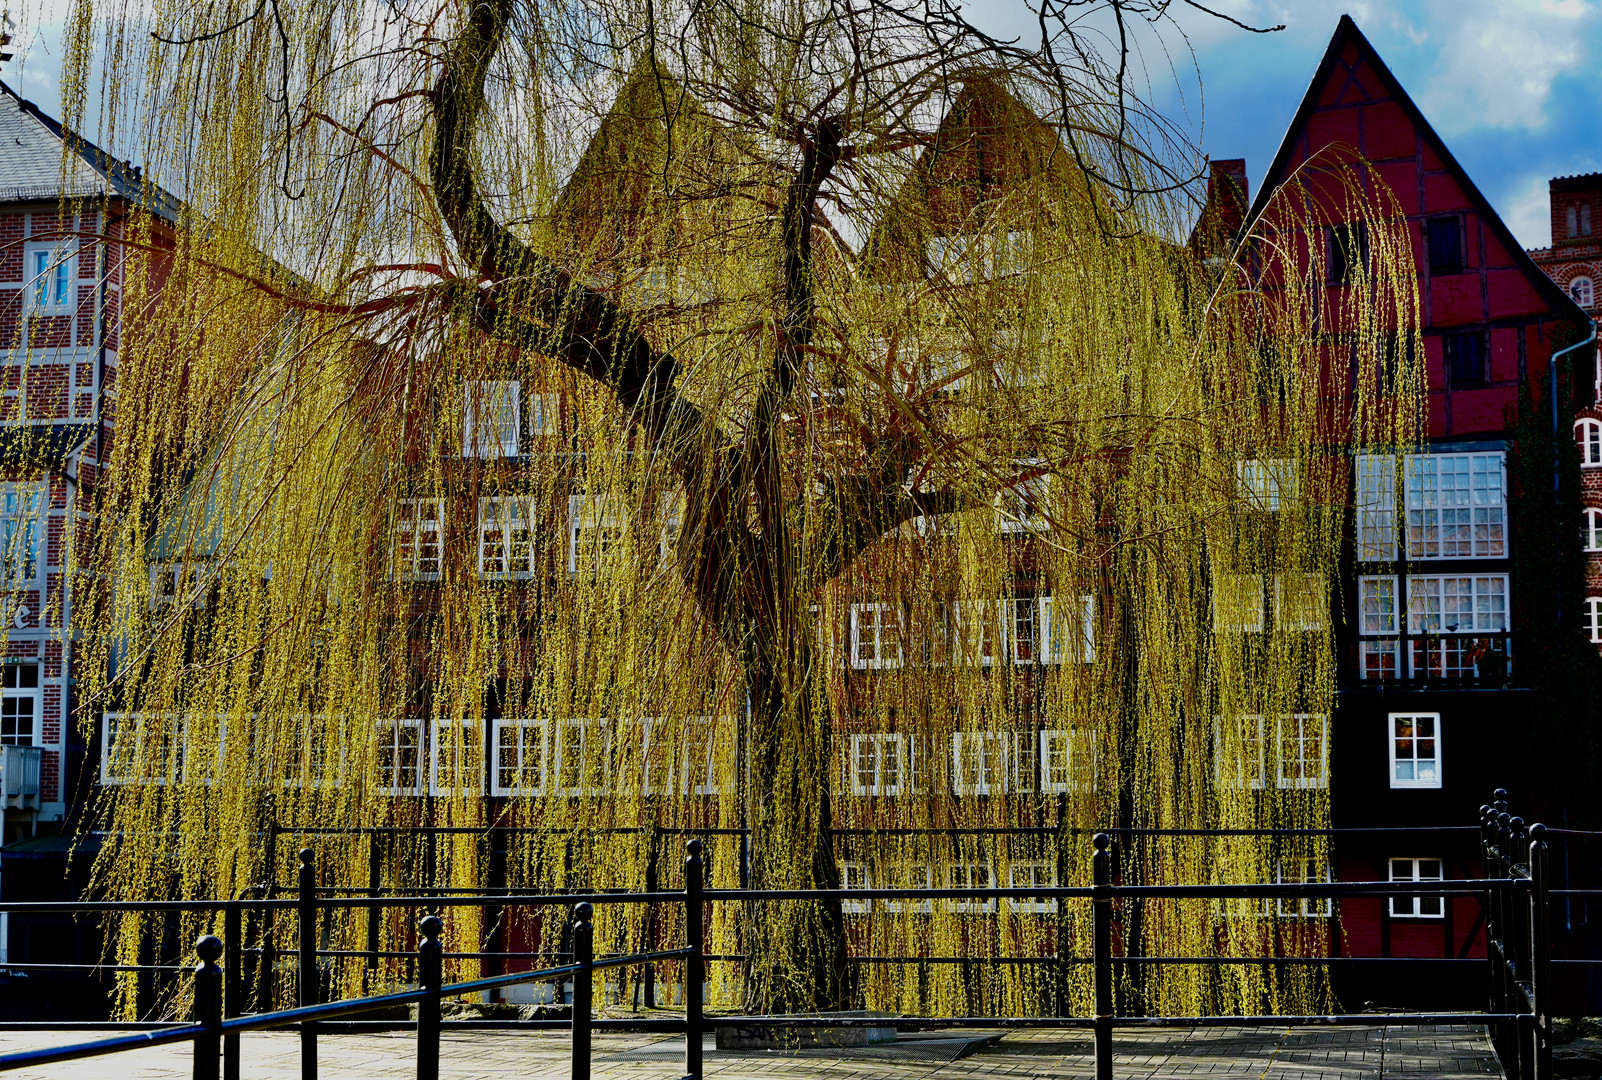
[1354,632,1513,688]
[0,745,42,809]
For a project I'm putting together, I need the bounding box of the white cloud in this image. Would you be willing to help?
[1501,172,1555,251]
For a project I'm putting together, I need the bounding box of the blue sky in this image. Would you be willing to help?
[5,0,1601,250]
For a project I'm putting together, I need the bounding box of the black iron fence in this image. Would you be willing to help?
[0,798,1558,1080]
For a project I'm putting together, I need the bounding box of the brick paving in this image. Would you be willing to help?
[0,1023,1503,1079]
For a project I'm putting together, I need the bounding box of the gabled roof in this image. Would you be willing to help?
[0,80,181,220]
[1245,15,1588,326]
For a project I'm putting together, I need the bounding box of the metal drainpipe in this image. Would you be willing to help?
[1549,322,1597,633]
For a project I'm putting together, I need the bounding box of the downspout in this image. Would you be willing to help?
[1549,322,1596,634]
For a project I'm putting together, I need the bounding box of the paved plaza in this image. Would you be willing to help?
[0,1023,1503,1079]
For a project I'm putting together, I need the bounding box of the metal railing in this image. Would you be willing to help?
[0,795,1557,1080]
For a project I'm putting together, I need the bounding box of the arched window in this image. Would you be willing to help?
[1586,508,1602,552]
[1584,204,1594,237]
[1580,418,1602,467]
[1587,597,1602,645]
[1572,277,1595,308]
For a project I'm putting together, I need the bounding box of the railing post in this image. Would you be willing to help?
[684,838,704,1080]
[1092,832,1113,1080]
[644,826,658,1010]
[297,847,318,1080]
[1529,824,1552,1080]
[193,934,223,1080]
[571,902,594,1080]
[223,901,242,1080]
[417,915,443,1080]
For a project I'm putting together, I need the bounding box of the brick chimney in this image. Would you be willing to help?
[1189,159,1249,259]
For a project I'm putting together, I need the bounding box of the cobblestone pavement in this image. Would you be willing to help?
[0,1024,1503,1079]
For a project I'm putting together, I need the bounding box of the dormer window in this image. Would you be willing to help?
[1571,277,1594,308]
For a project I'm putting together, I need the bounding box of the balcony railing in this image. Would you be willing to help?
[1355,632,1513,686]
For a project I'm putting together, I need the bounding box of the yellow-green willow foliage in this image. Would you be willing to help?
[58,0,1422,1020]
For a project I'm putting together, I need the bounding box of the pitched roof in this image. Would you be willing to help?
[0,80,181,220]
[1245,15,1588,327]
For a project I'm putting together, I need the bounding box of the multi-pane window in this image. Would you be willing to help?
[1276,859,1333,918]
[951,731,1009,795]
[1390,857,1445,918]
[995,462,1049,533]
[1,663,39,745]
[883,864,934,913]
[1214,574,1265,632]
[1277,714,1328,789]
[1407,574,1508,634]
[1010,596,1038,663]
[1444,332,1487,388]
[1579,419,1602,467]
[1275,574,1326,631]
[1236,458,1298,511]
[840,861,871,914]
[1571,277,1595,308]
[393,499,443,581]
[1008,861,1057,914]
[1214,574,1322,633]
[375,718,424,795]
[681,718,733,795]
[849,733,906,796]
[0,484,40,584]
[1358,576,1400,680]
[1390,712,1441,789]
[528,392,559,436]
[271,715,346,789]
[1405,452,1506,558]
[478,496,535,578]
[463,380,521,458]
[23,244,73,313]
[1356,455,1399,561]
[1588,598,1602,645]
[553,718,610,795]
[492,718,548,796]
[102,713,179,785]
[933,601,1000,666]
[1040,594,1096,663]
[850,603,903,669]
[430,718,484,795]
[568,495,627,575]
[149,563,209,609]
[1584,508,1602,552]
[947,862,995,913]
[1360,574,1509,680]
[1426,216,1463,275]
[1039,729,1096,793]
[1214,715,1265,790]
[1329,222,1368,284]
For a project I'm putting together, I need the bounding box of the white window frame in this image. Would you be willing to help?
[1588,597,1602,645]
[1010,595,1039,664]
[1406,574,1509,634]
[1008,861,1058,914]
[951,731,1008,796]
[1040,594,1096,664]
[552,718,610,796]
[1213,573,1265,633]
[1579,419,1602,468]
[463,379,521,458]
[1357,575,1400,681]
[1404,452,1507,559]
[946,862,996,913]
[429,717,484,796]
[528,392,559,436]
[934,600,1001,667]
[491,718,548,796]
[848,733,906,796]
[995,461,1049,533]
[1,662,41,747]
[682,717,733,795]
[1276,714,1328,790]
[149,562,209,610]
[1571,277,1595,308]
[840,861,871,914]
[1584,508,1602,553]
[1275,859,1333,919]
[101,712,216,786]
[1237,458,1298,511]
[1040,728,1096,794]
[1389,857,1445,919]
[849,602,903,669]
[1214,715,1266,790]
[0,483,41,585]
[392,499,443,582]
[23,242,74,315]
[1389,712,1442,789]
[270,715,348,790]
[375,718,425,795]
[1356,454,1399,560]
[567,494,627,575]
[477,496,536,579]
[883,864,934,913]
[1274,574,1326,631]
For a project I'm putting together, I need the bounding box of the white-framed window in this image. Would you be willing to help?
[1584,508,1602,552]
[375,718,424,795]
[947,862,996,913]
[840,861,871,914]
[1039,729,1096,793]
[1407,574,1508,633]
[1275,574,1326,631]
[463,379,521,458]
[1358,576,1400,681]
[478,496,536,579]
[1571,277,1595,308]
[1588,597,1602,644]
[681,717,733,795]
[392,499,443,581]
[1214,573,1265,633]
[553,718,610,795]
[1405,452,1506,558]
[149,562,209,609]
[430,717,484,795]
[0,484,41,584]
[849,603,903,669]
[1356,455,1400,561]
[933,600,1001,666]
[1214,715,1265,790]
[23,242,74,314]
[1040,594,1096,663]
[101,713,223,786]
[1,663,40,746]
[492,718,548,796]
[269,715,348,790]
[1389,712,1441,789]
[528,392,559,436]
[849,733,906,796]
[1389,857,1445,918]
[1277,714,1328,789]
[1275,859,1333,918]
[951,731,1009,795]
[1237,458,1298,511]
[568,494,627,575]
[1579,419,1602,468]
[883,864,934,913]
[629,717,678,796]
[1010,595,1038,664]
[995,461,1049,533]
[1008,861,1057,914]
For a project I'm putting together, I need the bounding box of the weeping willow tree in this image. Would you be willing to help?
[54,0,1423,1019]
